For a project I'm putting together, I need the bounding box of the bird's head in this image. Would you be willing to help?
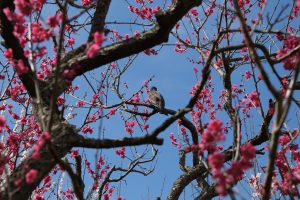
[150,86,157,91]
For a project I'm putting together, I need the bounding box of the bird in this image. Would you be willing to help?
[148,86,168,115]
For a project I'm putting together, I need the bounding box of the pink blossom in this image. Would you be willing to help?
[190,8,198,16]
[33,194,44,200]
[67,38,75,47]
[278,134,290,146]
[257,73,262,80]
[240,143,256,159]
[297,0,300,7]
[63,69,76,80]
[56,96,65,106]
[15,59,29,74]
[0,116,6,127]
[207,119,223,134]
[193,67,199,73]
[215,60,223,68]
[70,149,79,157]
[47,15,60,28]
[82,0,93,6]
[109,108,116,115]
[76,101,85,107]
[15,0,32,16]
[4,48,13,60]
[143,124,149,130]
[86,44,100,58]
[115,147,126,159]
[26,169,38,184]
[208,151,224,169]
[41,132,51,141]
[245,70,251,79]
[93,32,105,46]
[82,126,93,134]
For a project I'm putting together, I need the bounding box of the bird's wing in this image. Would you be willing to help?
[149,91,159,103]
[158,93,165,109]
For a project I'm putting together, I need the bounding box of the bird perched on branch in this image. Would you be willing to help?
[148,87,168,115]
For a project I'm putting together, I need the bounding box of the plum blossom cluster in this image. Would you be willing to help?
[82,126,93,134]
[276,35,300,70]
[32,132,51,159]
[115,147,126,159]
[81,0,95,6]
[4,48,29,74]
[32,174,52,199]
[169,132,182,149]
[63,63,81,81]
[125,121,136,135]
[86,32,105,58]
[128,5,160,20]
[208,143,256,196]
[274,129,300,197]
[175,38,191,53]
[236,91,260,117]
[180,117,256,196]
[198,119,225,154]
[82,157,117,199]
[248,173,263,198]
[26,169,39,184]
[190,77,216,126]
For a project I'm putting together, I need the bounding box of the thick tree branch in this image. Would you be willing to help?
[71,134,163,148]
[54,0,202,95]
[88,0,112,41]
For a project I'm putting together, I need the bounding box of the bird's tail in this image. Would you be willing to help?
[159,108,169,116]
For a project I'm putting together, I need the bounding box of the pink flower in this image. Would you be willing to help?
[33,194,45,200]
[15,59,29,74]
[208,151,224,170]
[278,134,290,146]
[207,119,223,134]
[190,8,198,16]
[82,126,93,134]
[257,73,262,80]
[56,96,65,106]
[240,143,256,159]
[115,147,126,158]
[70,149,79,157]
[41,132,51,141]
[0,116,6,127]
[26,169,38,184]
[67,38,75,47]
[4,48,13,60]
[47,15,60,28]
[63,69,76,80]
[109,108,116,115]
[15,0,32,16]
[93,32,105,46]
[215,60,223,68]
[297,0,300,7]
[245,70,251,79]
[193,67,199,73]
[82,0,93,6]
[86,44,100,58]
